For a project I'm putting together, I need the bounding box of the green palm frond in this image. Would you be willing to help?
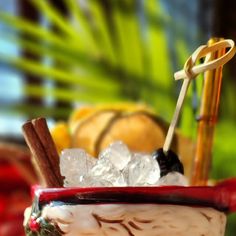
[24,84,124,103]
[0,0,191,122]
[0,103,72,119]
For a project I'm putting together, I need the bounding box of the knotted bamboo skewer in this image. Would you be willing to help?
[163,39,235,185]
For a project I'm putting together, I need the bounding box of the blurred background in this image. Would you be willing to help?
[0,0,236,235]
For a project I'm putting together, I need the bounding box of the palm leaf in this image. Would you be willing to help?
[0,103,72,119]
[0,12,69,49]
[31,0,79,39]
[0,0,190,121]
[24,84,124,103]
[87,0,118,66]
[65,0,100,56]
[0,53,120,92]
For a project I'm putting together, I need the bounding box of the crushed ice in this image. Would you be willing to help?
[60,141,188,187]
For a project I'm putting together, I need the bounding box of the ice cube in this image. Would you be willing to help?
[63,175,82,187]
[59,144,187,188]
[158,172,189,186]
[89,158,126,186]
[99,141,131,171]
[78,175,113,187]
[124,153,160,186]
[60,148,96,187]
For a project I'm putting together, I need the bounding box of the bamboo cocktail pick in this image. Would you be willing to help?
[163,39,235,184]
[191,38,231,185]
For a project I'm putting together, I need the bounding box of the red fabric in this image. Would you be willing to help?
[0,162,31,236]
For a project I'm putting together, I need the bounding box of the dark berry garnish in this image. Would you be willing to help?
[152,148,184,177]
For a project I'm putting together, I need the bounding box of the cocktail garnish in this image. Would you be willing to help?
[153,39,235,179]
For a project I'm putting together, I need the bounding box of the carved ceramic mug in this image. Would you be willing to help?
[24,179,236,236]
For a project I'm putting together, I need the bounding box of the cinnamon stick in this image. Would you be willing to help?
[32,117,63,186]
[22,119,63,187]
